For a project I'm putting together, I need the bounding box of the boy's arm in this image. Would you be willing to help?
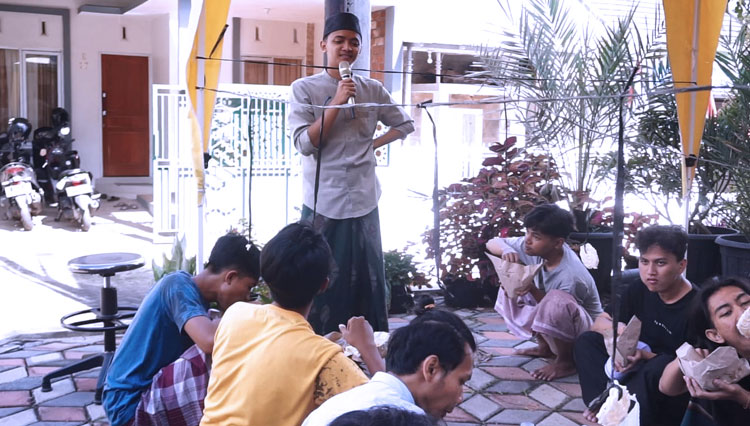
[340,316,385,374]
[659,357,689,396]
[183,316,220,354]
[486,237,521,263]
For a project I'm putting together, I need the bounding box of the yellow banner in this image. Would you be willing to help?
[186,0,231,204]
[663,0,726,197]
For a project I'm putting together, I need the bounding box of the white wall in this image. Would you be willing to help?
[239,18,307,60]
[0,11,63,50]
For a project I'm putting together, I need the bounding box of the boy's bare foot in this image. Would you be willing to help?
[530,359,576,381]
[514,345,554,358]
[583,407,599,424]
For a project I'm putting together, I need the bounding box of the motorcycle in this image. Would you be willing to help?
[0,118,44,231]
[34,108,99,231]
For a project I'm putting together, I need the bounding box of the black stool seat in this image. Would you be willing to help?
[41,252,145,404]
[68,252,145,276]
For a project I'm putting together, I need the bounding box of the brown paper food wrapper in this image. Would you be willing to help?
[486,253,542,299]
[603,316,642,367]
[676,342,750,391]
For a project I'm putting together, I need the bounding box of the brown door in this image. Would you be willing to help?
[101,54,149,176]
[243,61,269,84]
[273,58,301,85]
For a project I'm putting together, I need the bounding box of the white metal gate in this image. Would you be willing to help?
[152,84,300,248]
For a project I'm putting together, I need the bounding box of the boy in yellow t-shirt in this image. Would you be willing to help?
[200,222,384,426]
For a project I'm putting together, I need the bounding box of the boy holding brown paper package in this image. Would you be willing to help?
[486,204,603,381]
[574,225,696,426]
[659,278,750,426]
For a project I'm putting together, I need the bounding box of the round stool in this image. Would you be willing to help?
[41,252,145,404]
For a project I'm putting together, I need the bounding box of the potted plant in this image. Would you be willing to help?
[422,136,559,308]
[383,249,429,314]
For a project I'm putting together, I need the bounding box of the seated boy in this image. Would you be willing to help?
[103,233,261,426]
[200,222,384,426]
[303,310,475,425]
[574,225,695,426]
[486,204,602,380]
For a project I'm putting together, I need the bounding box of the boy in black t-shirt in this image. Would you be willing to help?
[574,225,695,426]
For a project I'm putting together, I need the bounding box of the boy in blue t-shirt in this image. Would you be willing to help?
[103,233,260,426]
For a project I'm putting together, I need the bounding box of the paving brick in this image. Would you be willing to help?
[480,355,530,367]
[27,367,59,377]
[443,406,477,423]
[477,316,506,325]
[0,391,31,407]
[33,378,75,404]
[562,410,599,426]
[0,359,25,367]
[61,352,87,361]
[486,380,532,394]
[466,368,496,391]
[537,412,579,426]
[70,370,100,379]
[0,367,28,384]
[529,384,569,408]
[27,422,84,426]
[40,392,94,408]
[556,373,580,383]
[0,345,22,355]
[487,394,546,410]
[487,409,547,425]
[476,323,509,332]
[73,379,97,392]
[513,341,539,350]
[562,397,587,411]
[550,382,583,398]
[85,402,106,421]
[38,406,86,421]
[484,367,534,381]
[484,347,516,356]
[471,333,488,345]
[66,346,103,354]
[0,407,24,417]
[0,378,43,391]
[0,408,36,426]
[0,351,49,360]
[459,394,501,421]
[27,354,63,366]
[481,339,520,348]
[521,358,549,373]
[33,343,81,352]
[483,331,522,340]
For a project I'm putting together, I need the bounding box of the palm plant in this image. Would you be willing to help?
[479,0,661,227]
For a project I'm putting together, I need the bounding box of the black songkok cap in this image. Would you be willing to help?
[323,12,361,39]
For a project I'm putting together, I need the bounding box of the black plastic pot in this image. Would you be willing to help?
[687,226,739,286]
[569,231,614,295]
[715,234,750,278]
[389,285,414,314]
[443,277,483,309]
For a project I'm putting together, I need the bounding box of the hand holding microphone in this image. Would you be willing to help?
[337,61,356,118]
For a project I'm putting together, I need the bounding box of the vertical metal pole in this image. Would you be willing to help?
[196,5,206,272]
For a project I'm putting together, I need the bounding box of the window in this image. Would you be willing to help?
[242,57,302,86]
[0,48,62,129]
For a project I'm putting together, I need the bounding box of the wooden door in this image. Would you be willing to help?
[101,54,149,176]
[243,61,268,84]
[273,58,302,86]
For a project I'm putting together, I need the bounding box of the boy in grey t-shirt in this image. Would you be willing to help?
[486,204,602,380]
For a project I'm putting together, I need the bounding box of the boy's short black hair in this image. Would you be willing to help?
[523,204,576,239]
[635,225,688,261]
[410,308,476,351]
[329,406,435,426]
[386,321,471,375]
[206,233,261,279]
[688,277,750,350]
[260,222,332,309]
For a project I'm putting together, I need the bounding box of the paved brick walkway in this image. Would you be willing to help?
[0,304,594,425]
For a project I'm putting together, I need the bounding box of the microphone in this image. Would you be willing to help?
[338,61,356,118]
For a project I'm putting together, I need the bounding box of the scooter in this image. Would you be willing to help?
[0,118,44,231]
[34,108,99,231]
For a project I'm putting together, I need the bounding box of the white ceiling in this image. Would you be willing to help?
[129,0,393,22]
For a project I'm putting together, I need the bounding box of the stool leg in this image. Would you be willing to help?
[100,287,118,352]
[94,351,115,404]
[41,354,105,392]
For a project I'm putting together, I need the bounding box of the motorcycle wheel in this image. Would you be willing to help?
[18,198,33,231]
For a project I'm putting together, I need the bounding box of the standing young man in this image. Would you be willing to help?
[103,234,261,426]
[575,225,695,426]
[486,204,603,380]
[288,12,415,334]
